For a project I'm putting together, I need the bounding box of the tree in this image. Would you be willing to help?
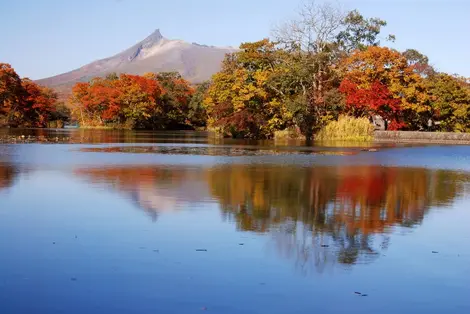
[340,46,430,130]
[272,2,391,138]
[188,81,210,128]
[337,9,395,52]
[115,74,163,129]
[426,73,470,132]
[20,79,58,127]
[402,49,435,77]
[339,79,402,129]
[272,2,345,138]
[153,72,194,129]
[1,63,64,127]
[0,63,23,125]
[70,72,197,130]
[70,77,121,126]
[204,40,290,138]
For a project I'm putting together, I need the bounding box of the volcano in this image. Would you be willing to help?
[37,29,237,94]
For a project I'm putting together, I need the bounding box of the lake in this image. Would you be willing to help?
[1,129,469,314]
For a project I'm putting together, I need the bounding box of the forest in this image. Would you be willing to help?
[1,2,469,139]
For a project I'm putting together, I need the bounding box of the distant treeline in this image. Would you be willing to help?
[1,1,469,139]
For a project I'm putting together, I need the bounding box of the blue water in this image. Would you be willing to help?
[0,130,469,314]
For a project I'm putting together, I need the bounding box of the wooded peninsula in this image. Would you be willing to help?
[1,2,469,140]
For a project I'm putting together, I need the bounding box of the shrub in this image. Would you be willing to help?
[315,115,374,141]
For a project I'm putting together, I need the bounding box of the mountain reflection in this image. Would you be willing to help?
[74,164,469,272]
[74,167,210,220]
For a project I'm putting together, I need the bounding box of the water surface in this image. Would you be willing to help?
[0,129,469,314]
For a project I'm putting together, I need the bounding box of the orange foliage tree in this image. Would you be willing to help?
[70,72,197,129]
[20,79,58,127]
[1,63,59,127]
[339,46,430,130]
[1,63,23,125]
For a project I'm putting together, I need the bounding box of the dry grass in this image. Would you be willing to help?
[274,126,306,141]
[316,116,374,141]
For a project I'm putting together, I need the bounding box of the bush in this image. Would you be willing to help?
[315,115,374,141]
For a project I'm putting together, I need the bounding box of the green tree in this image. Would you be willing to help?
[402,49,435,77]
[188,81,210,128]
[337,9,395,52]
[426,73,470,132]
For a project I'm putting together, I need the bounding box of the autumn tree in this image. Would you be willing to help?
[204,39,290,138]
[0,63,23,125]
[339,80,401,129]
[340,46,430,130]
[153,72,194,129]
[71,77,121,126]
[426,73,470,132]
[115,74,163,129]
[272,2,392,138]
[1,63,61,127]
[70,72,198,130]
[20,79,58,127]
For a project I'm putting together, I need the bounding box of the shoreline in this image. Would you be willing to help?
[1,128,470,145]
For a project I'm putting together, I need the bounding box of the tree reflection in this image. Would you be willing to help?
[0,163,17,192]
[74,163,469,274]
[207,165,469,273]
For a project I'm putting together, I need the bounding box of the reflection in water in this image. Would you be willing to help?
[74,164,469,273]
[0,163,17,192]
[1,128,404,149]
[208,165,469,274]
[74,167,210,221]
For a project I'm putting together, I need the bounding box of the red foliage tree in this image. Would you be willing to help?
[339,79,404,130]
[20,79,57,127]
[1,63,58,127]
[0,63,23,124]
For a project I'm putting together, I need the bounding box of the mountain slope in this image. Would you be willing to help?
[37,29,237,91]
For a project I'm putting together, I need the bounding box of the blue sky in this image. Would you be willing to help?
[1,0,469,79]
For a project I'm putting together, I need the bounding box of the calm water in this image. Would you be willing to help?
[1,129,469,314]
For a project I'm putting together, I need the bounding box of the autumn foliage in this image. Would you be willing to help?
[70,72,202,129]
[339,79,403,129]
[2,3,470,134]
[204,40,290,138]
[1,63,62,127]
[203,5,470,138]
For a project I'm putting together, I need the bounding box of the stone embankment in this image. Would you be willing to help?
[374,131,470,144]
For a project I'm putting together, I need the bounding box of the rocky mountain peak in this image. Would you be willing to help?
[143,29,164,44]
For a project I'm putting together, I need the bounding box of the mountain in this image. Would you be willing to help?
[37,29,237,93]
